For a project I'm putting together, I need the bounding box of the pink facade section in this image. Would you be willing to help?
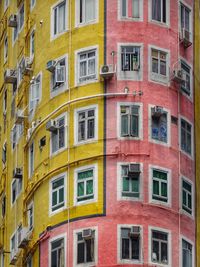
[40,0,195,266]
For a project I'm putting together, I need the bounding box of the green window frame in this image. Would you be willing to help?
[182,179,192,215]
[121,165,140,198]
[120,105,139,137]
[152,169,168,202]
[77,168,94,202]
[51,176,65,212]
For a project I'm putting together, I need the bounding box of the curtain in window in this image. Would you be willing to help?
[85,0,95,22]
[132,0,139,18]
[152,0,161,21]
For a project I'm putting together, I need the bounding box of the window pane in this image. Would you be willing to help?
[86,180,93,195]
[161,182,167,197]
[152,240,159,261]
[123,177,129,191]
[152,58,158,73]
[153,180,159,195]
[121,114,129,136]
[77,242,85,263]
[85,0,95,22]
[78,182,84,197]
[122,238,130,259]
[161,242,168,263]
[52,191,57,206]
[132,0,139,18]
[86,239,93,262]
[87,119,94,138]
[121,0,127,17]
[152,0,161,21]
[131,236,140,259]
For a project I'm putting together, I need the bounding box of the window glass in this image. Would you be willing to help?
[151,108,167,143]
[182,179,192,214]
[120,105,140,137]
[121,227,140,261]
[182,239,192,267]
[152,169,168,202]
[51,238,65,267]
[121,165,140,198]
[53,1,66,36]
[78,49,97,83]
[77,169,94,202]
[181,119,192,155]
[77,230,94,264]
[52,116,65,154]
[152,230,168,264]
[51,176,65,212]
[152,0,166,23]
[78,108,95,142]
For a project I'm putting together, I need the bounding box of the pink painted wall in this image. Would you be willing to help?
[40,1,195,266]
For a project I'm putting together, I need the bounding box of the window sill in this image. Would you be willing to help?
[149,19,169,28]
[51,29,69,42]
[50,84,68,98]
[180,149,193,160]
[118,71,142,81]
[150,74,169,86]
[149,261,170,267]
[49,205,66,217]
[180,209,194,220]
[76,78,98,87]
[50,147,67,157]
[76,261,96,267]
[74,139,97,147]
[74,198,96,206]
[150,138,170,147]
[119,197,142,202]
[75,20,98,29]
[118,259,143,265]
[118,136,142,141]
[150,199,171,208]
[119,17,143,22]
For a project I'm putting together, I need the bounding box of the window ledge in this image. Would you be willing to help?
[50,147,67,157]
[50,84,68,98]
[119,259,143,265]
[75,20,98,29]
[51,29,69,42]
[180,209,194,220]
[180,149,193,160]
[74,139,97,147]
[75,199,96,206]
[150,139,170,147]
[76,78,99,87]
[149,19,169,28]
[119,17,143,22]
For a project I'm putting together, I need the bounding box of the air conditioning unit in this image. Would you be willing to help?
[181,28,192,48]
[82,229,93,239]
[172,69,184,84]
[129,226,140,238]
[10,250,18,265]
[152,106,164,118]
[100,64,115,79]
[46,60,56,72]
[18,228,29,249]
[128,164,140,179]
[46,120,58,132]
[4,69,17,84]
[8,14,18,28]
[22,57,33,75]
[13,167,23,179]
[15,109,25,124]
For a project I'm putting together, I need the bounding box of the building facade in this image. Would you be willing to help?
[0,0,195,267]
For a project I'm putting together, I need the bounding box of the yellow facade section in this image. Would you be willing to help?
[0,0,105,266]
[195,1,200,266]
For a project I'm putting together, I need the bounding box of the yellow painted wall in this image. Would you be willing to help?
[0,0,104,266]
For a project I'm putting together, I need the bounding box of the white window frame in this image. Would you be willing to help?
[75,45,98,86]
[4,0,9,11]
[117,162,143,201]
[18,3,25,33]
[74,105,98,145]
[149,0,170,27]
[149,164,171,207]
[49,173,67,215]
[30,0,36,11]
[29,142,34,178]
[180,236,195,267]
[10,231,18,262]
[118,0,143,21]
[117,224,143,264]
[27,201,34,231]
[148,226,171,267]
[180,57,193,100]
[50,113,67,156]
[29,72,42,119]
[73,226,98,267]
[75,0,98,27]
[49,234,67,267]
[30,28,35,59]
[117,43,143,81]
[74,164,98,206]
[148,45,170,85]
[50,54,68,98]
[180,175,194,218]
[179,1,193,35]
[11,178,22,205]
[117,102,143,140]
[51,0,68,40]
[4,36,8,63]
[148,104,170,147]
[179,115,193,159]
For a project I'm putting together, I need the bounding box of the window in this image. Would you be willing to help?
[119,0,143,20]
[50,174,66,213]
[29,73,41,115]
[182,239,193,267]
[119,226,141,262]
[2,142,7,165]
[11,180,17,204]
[151,229,169,265]
[181,61,191,96]
[120,164,141,199]
[29,142,34,177]
[28,202,34,231]
[51,115,67,154]
[75,106,97,144]
[150,47,169,83]
[75,165,97,205]
[30,30,35,58]
[4,36,8,62]
[151,107,168,144]
[76,0,97,26]
[119,44,142,80]
[180,4,191,32]
[18,57,25,86]
[19,3,24,32]
[120,104,141,138]
[11,124,23,150]
[151,168,169,204]
[10,233,17,261]
[50,236,66,267]
[3,89,7,114]
[4,0,9,10]
[182,178,193,215]
[51,0,67,38]
[77,47,97,85]
[51,56,67,96]
[151,0,168,24]
[180,118,192,156]
[76,229,96,265]
[27,257,32,267]
[30,0,36,10]
[1,195,6,217]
